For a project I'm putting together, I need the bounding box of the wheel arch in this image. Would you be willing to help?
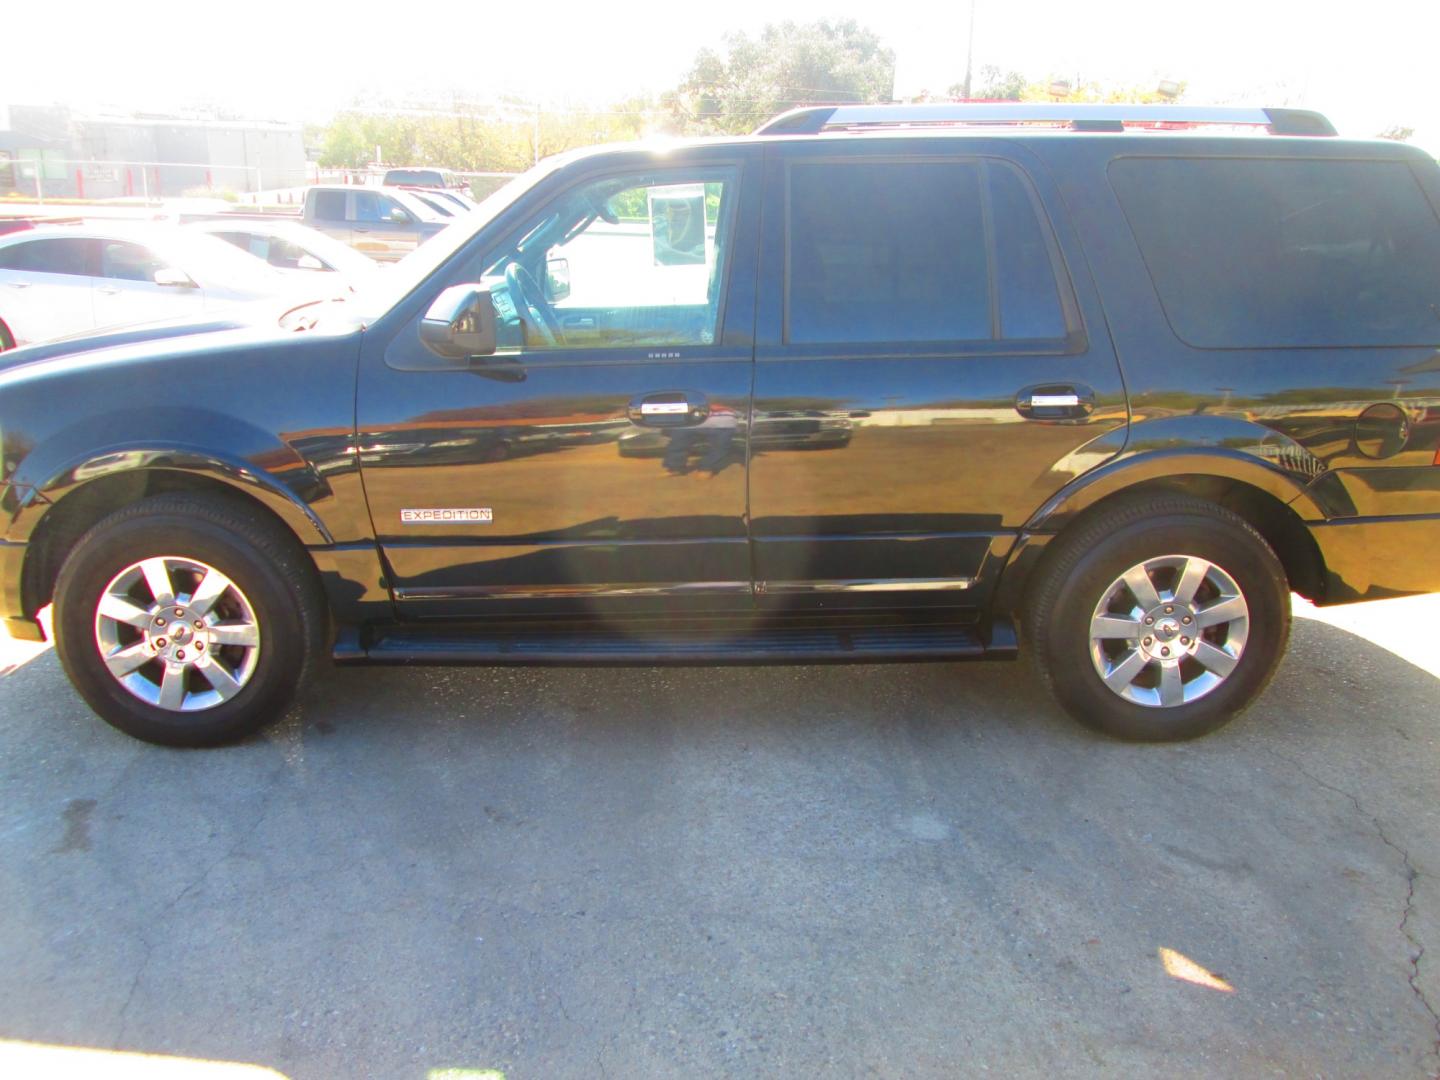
[18,460,329,622]
[995,451,1331,619]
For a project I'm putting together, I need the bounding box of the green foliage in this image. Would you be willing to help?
[669,19,896,135]
[316,98,656,174]
[943,69,1187,105]
[951,66,1028,101]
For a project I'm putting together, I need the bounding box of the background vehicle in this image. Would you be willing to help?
[0,223,294,349]
[3,103,1439,748]
[301,186,450,262]
[186,218,381,285]
[382,167,466,189]
[395,186,476,216]
[397,188,461,218]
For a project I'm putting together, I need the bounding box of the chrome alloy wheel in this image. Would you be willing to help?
[93,557,261,712]
[1088,555,1249,709]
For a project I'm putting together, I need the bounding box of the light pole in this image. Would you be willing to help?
[962,0,976,100]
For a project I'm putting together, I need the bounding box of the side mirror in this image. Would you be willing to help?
[296,254,326,272]
[388,207,410,224]
[153,267,196,288]
[420,284,497,359]
[544,257,571,302]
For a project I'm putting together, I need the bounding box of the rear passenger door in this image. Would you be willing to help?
[307,190,352,248]
[750,140,1128,612]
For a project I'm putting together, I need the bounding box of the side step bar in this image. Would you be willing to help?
[343,619,1018,667]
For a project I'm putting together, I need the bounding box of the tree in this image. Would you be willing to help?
[950,65,1026,101]
[670,20,895,135]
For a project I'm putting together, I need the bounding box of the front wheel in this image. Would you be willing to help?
[53,494,325,746]
[1026,496,1290,741]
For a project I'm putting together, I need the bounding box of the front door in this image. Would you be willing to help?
[357,147,760,619]
[749,141,1128,613]
[350,190,425,262]
[91,239,205,332]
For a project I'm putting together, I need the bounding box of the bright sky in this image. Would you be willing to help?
[3,0,1438,145]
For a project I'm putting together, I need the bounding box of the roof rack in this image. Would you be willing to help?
[754,103,1337,137]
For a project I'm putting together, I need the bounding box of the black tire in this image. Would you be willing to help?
[53,493,325,747]
[1025,495,1290,741]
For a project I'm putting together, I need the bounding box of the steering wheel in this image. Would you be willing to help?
[504,261,563,347]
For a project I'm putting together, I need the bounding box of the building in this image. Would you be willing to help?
[0,104,306,199]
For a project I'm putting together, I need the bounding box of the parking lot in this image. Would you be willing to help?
[0,595,1437,1078]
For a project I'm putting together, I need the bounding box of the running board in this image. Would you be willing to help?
[346,620,1017,666]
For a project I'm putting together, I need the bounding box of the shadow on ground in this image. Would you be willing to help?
[1,611,1438,1078]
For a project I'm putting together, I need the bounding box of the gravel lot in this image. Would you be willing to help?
[2,596,1439,1079]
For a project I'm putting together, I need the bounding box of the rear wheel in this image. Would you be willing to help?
[1026,495,1290,741]
[53,493,325,746]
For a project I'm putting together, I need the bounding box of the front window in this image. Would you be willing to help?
[474,168,738,352]
[100,241,168,282]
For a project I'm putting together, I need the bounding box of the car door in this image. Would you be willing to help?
[351,190,422,262]
[91,239,205,332]
[749,139,1128,614]
[308,189,352,248]
[356,145,761,619]
[0,236,98,344]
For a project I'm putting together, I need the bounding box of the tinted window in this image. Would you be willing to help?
[312,190,346,222]
[0,237,92,276]
[787,162,989,344]
[990,164,1066,339]
[1111,157,1440,348]
[385,169,443,186]
[100,241,168,282]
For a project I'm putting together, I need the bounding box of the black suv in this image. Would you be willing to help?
[3,103,1438,746]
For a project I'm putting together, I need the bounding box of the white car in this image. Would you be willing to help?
[0,224,299,351]
[186,218,381,285]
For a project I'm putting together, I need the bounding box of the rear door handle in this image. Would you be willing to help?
[97,286,121,295]
[1015,383,1095,420]
[628,391,710,427]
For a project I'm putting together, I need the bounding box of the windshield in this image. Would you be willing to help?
[349,157,566,320]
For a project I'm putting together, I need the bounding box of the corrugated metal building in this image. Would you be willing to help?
[0,104,305,198]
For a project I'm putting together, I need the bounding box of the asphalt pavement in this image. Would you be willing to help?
[2,597,1439,1079]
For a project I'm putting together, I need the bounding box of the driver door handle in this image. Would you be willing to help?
[1015,383,1095,420]
[629,391,710,427]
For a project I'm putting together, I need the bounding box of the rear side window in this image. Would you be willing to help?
[991,164,1067,339]
[0,237,92,276]
[312,191,346,222]
[785,160,1068,345]
[787,162,989,344]
[1111,157,1440,348]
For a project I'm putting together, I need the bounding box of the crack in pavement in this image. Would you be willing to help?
[112,762,289,1049]
[1266,748,1440,1074]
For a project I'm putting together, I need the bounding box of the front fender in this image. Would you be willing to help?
[5,416,335,546]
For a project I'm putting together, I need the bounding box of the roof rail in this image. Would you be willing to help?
[753,103,1337,137]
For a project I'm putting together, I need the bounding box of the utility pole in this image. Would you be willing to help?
[961,0,976,100]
